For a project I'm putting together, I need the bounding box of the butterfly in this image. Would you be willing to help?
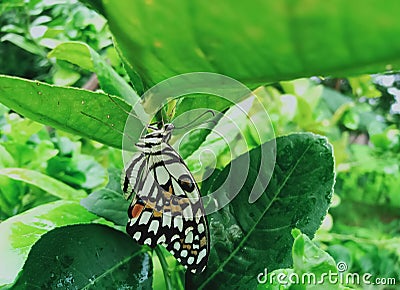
[122,122,210,273]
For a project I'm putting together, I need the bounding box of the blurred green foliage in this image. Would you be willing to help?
[0,110,121,220]
[0,0,117,85]
[262,76,400,288]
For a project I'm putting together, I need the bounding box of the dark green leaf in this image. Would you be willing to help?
[188,133,335,289]
[0,201,98,286]
[13,224,152,289]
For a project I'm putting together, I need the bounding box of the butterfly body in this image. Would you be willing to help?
[123,123,210,273]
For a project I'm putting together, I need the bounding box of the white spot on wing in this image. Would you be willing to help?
[157,234,166,244]
[162,212,172,227]
[172,179,185,196]
[187,256,194,265]
[141,174,155,199]
[197,248,207,263]
[149,220,159,234]
[174,216,183,231]
[185,226,193,235]
[185,231,193,243]
[198,223,205,234]
[182,205,193,219]
[129,217,138,225]
[139,211,152,225]
[195,208,202,222]
[173,241,180,251]
[133,232,141,241]
[155,166,169,186]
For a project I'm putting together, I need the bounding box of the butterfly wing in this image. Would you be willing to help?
[124,143,210,273]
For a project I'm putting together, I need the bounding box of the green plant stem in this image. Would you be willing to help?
[155,245,174,290]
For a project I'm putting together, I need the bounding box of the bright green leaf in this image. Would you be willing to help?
[92,0,400,89]
[291,230,341,290]
[48,41,139,103]
[1,33,44,56]
[0,168,86,200]
[0,75,144,148]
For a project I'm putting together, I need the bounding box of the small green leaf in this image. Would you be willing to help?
[13,224,153,289]
[0,201,98,286]
[48,41,94,71]
[1,33,44,56]
[81,168,128,226]
[0,168,86,200]
[52,63,81,86]
[47,153,107,190]
[188,133,335,289]
[258,230,345,289]
[291,230,341,290]
[48,41,139,104]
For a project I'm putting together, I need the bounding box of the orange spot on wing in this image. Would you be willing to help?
[200,236,207,247]
[131,204,144,218]
[153,211,162,218]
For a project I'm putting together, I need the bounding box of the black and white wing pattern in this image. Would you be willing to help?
[123,124,210,273]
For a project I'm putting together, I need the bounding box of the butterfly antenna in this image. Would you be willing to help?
[174,109,217,129]
[80,111,136,144]
[106,94,138,119]
[106,94,156,134]
[168,99,179,120]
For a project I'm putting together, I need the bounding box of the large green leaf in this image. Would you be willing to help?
[0,201,99,286]
[12,224,152,289]
[0,75,145,148]
[187,133,335,289]
[90,0,400,89]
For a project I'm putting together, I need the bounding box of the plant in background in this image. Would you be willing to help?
[0,0,119,86]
